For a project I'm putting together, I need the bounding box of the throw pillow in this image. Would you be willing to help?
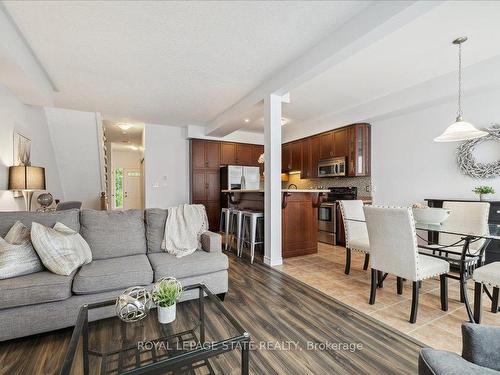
[31,222,92,276]
[0,221,44,279]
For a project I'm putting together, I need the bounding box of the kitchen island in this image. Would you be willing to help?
[222,189,328,258]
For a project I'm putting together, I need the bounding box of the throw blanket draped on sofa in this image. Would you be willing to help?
[162,204,208,257]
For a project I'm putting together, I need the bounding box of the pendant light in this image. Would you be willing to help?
[434,37,487,142]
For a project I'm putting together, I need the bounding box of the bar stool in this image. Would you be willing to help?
[473,262,500,323]
[230,209,245,255]
[240,211,264,264]
[219,207,234,251]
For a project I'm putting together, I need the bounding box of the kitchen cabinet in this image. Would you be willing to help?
[347,123,370,176]
[236,143,253,165]
[190,139,263,231]
[319,132,334,159]
[282,143,291,172]
[301,138,311,179]
[333,128,348,158]
[220,143,236,165]
[290,141,302,172]
[191,139,220,170]
[309,136,321,178]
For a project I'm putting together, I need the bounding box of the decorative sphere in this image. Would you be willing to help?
[37,193,53,208]
[115,286,152,323]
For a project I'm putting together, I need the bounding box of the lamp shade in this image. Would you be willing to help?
[434,117,488,142]
[8,166,46,190]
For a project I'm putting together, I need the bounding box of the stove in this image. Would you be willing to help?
[318,187,358,245]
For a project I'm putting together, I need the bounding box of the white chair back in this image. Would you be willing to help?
[339,200,368,248]
[441,202,490,254]
[364,206,420,281]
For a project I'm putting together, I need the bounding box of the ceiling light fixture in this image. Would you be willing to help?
[434,37,487,142]
[117,123,133,131]
[281,117,290,127]
[244,118,250,123]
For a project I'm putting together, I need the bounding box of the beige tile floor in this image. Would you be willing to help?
[274,243,500,354]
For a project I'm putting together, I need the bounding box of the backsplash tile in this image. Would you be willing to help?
[284,174,372,197]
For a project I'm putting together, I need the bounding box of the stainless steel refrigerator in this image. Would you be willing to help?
[220,165,260,191]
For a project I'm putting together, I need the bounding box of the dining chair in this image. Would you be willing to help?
[338,200,370,275]
[364,206,450,323]
[420,201,490,302]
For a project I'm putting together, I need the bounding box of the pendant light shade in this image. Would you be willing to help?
[434,37,487,142]
[434,116,488,142]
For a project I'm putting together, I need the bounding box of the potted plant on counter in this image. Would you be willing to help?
[152,277,183,324]
[473,186,495,201]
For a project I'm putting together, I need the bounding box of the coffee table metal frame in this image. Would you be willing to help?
[60,283,250,375]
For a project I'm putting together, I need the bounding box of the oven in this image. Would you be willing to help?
[318,202,336,244]
[318,157,346,177]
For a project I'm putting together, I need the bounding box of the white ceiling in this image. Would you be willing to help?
[236,1,500,135]
[3,0,371,126]
[104,120,144,146]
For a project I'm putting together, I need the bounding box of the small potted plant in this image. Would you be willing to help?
[472,186,495,201]
[152,277,182,324]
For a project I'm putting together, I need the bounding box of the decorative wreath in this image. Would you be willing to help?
[457,125,500,179]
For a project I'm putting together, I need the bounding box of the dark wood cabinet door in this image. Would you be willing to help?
[333,128,348,157]
[252,144,264,166]
[347,123,371,176]
[301,138,311,179]
[192,170,206,201]
[220,143,236,165]
[236,143,253,165]
[319,132,333,159]
[204,201,220,232]
[282,143,291,172]
[206,171,219,201]
[205,141,220,169]
[309,136,321,178]
[191,139,206,169]
[290,141,302,172]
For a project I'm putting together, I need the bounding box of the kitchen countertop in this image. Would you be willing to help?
[221,189,330,193]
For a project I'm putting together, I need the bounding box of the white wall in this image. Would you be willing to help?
[144,124,189,208]
[45,107,102,209]
[0,83,62,210]
[372,88,500,205]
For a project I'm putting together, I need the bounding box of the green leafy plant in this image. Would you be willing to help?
[152,279,182,308]
[472,186,495,195]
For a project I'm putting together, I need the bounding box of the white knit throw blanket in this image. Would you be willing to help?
[162,204,208,257]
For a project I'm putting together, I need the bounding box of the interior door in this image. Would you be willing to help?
[123,168,143,210]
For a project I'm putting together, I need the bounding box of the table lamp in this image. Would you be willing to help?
[8,166,46,211]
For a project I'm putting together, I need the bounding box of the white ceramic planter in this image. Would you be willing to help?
[157,304,176,324]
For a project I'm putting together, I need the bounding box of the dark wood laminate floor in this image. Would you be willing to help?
[0,254,422,375]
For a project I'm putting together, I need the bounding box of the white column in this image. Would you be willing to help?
[263,94,283,267]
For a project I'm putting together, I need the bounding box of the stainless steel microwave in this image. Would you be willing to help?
[318,157,346,177]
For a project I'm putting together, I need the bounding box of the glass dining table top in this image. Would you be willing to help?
[345,218,500,240]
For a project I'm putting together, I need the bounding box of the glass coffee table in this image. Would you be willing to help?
[60,284,250,375]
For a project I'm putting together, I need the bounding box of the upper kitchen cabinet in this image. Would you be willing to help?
[301,138,311,179]
[282,143,291,172]
[220,142,236,165]
[191,139,220,169]
[235,143,253,165]
[290,141,302,172]
[347,123,371,176]
[319,131,334,159]
[309,136,321,178]
[252,144,264,173]
[333,128,348,158]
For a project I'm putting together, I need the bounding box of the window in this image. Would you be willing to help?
[114,168,123,208]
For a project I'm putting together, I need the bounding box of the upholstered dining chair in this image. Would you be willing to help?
[420,201,490,302]
[338,200,370,274]
[364,206,450,323]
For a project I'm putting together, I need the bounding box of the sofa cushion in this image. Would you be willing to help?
[145,208,167,253]
[80,210,147,259]
[73,254,153,294]
[462,323,500,371]
[147,251,228,281]
[0,271,73,309]
[0,209,80,237]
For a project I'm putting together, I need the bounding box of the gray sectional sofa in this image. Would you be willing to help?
[0,208,228,342]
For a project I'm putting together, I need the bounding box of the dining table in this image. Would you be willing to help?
[344,217,500,323]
